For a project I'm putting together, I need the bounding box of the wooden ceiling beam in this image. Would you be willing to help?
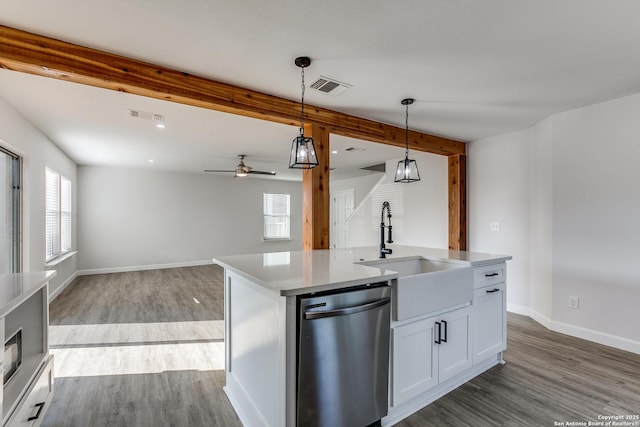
[0,24,465,156]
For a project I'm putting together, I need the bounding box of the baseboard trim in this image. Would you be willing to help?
[506,303,530,316]
[547,318,640,355]
[529,309,552,329]
[77,260,213,276]
[49,271,78,302]
[520,307,640,355]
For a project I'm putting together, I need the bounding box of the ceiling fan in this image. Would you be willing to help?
[204,154,276,177]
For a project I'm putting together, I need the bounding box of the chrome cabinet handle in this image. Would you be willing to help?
[304,297,390,320]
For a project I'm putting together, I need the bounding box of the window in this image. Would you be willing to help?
[1,146,21,274]
[45,167,72,262]
[263,193,290,240]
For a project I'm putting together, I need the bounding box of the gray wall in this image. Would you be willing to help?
[77,166,303,272]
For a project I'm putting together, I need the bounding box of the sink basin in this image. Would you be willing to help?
[366,258,460,277]
[359,258,473,321]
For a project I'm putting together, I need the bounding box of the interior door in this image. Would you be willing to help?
[330,189,354,249]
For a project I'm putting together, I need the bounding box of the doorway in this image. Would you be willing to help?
[330,189,354,249]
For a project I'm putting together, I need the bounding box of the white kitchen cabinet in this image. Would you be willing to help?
[392,306,471,406]
[1,272,55,427]
[6,356,53,427]
[437,308,472,382]
[473,282,506,364]
[391,316,438,405]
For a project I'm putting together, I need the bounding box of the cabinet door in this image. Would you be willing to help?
[473,283,506,364]
[391,317,438,406]
[437,307,472,383]
[7,355,54,427]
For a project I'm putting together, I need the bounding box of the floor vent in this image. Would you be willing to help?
[309,76,352,96]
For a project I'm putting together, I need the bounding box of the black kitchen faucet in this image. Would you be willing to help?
[380,201,393,258]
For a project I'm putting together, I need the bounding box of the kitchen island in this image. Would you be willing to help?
[213,246,511,427]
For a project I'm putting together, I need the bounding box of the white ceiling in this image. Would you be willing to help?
[1,0,640,180]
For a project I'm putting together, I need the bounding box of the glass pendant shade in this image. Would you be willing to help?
[395,156,420,182]
[289,56,319,170]
[289,133,319,169]
[395,97,421,183]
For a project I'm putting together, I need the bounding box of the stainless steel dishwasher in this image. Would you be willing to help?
[297,283,391,427]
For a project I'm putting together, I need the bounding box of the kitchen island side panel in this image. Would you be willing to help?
[224,270,289,427]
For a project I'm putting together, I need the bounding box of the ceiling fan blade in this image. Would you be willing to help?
[203,169,235,173]
[248,170,277,175]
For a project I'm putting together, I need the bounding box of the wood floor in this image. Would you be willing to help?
[42,265,240,427]
[42,265,640,427]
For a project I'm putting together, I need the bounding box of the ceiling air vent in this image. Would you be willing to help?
[309,76,352,96]
[128,109,164,122]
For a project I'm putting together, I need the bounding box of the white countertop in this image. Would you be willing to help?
[0,271,56,318]
[213,246,511,296]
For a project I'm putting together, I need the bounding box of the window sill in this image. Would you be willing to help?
[46,251,78,267]
[263,238,291,242]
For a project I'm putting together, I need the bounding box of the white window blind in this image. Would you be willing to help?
[61,176,72,252]
[263,193,290,240]
[45,168,59,261]
[45,167,72,262]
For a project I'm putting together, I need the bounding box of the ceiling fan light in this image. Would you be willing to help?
[235,164,248,177]
[289,134,319,169]
[395,156,420,183]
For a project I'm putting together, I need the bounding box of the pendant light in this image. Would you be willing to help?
[289,56,319,169]
[395,98,421,183]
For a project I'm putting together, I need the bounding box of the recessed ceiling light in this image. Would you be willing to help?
[148,159,154,164]
[331,150,338,154]
[155,123,166,129]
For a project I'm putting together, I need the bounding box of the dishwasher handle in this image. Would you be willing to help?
[304,297,390,320]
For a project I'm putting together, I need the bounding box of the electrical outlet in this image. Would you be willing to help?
[568,296,580,310]
[490,222,500,231]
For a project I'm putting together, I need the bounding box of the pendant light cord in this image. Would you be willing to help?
[300,66,306,136]
[404,102,409,157]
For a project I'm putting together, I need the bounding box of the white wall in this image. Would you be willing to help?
[345,151,448,249]
[469,92,640,353]
[551,94,640,345]
[468,129,532,312]
[77,166,302,272]
[529,118,553,321]
[331,173,383,208]
[0,95,78,296]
